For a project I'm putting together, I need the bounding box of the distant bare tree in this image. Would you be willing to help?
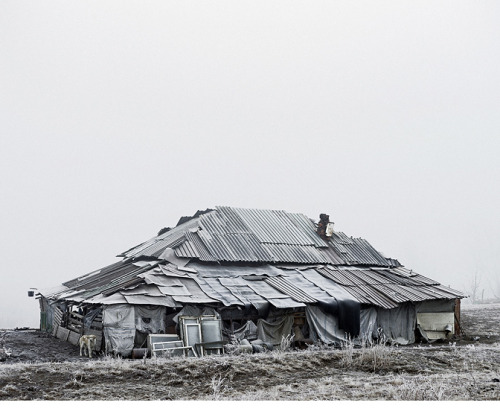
[468,272,482,304]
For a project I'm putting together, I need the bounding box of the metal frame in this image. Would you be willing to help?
[183,323,203,356]
[200,316,224,355]
[151,340,197,358]
[178,315,225,357]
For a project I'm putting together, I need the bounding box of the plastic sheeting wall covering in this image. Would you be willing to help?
[305,306,350,345]
[375,303,416,345]
[103,304,168,356]
[256,315,294,346]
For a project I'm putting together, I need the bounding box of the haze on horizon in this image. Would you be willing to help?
[1,1,499,329]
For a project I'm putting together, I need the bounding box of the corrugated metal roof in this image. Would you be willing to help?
[45,257,464,312]
[46,206,465,311]
[341,285,399,309]
[327,233,392,266]
[117,206,392,266]
[265,276,317,303]
[315,266,465,309]
[229,207,324,247]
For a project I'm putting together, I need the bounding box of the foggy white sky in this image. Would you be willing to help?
[1,1,499,328]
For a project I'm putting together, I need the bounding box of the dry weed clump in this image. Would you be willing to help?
[209,374,227,400]
[339,337,393,372]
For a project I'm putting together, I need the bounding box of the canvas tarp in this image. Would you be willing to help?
[256,315,294,346]
[306,305,350,345]
[229,320,258,342]
[103,304,168,356]
[376,303,416,345]
[103,304,135,356]
[173,305,220,323]
[359,306,378,343]
[134,305,167,334]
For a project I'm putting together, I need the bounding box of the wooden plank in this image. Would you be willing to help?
[56,326,70,342]
[53,310,63,327]
[51,324,59,337]
[67,323,81,333]
[68,330,81,346]
[69,318,83,327]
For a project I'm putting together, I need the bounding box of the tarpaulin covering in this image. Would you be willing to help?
[134,305,166,334]
[223,320,258,342]
[83,307,102,329]
[306,305,350,345]
[292,268,361,337]
[103,304,135,356]
[103,328,135,357]
[173,305,220,323]
[359,306,378,343]
[103,304,168,356]
[376,303,416,345]
[316,299,360,337]
[256,315,294,346]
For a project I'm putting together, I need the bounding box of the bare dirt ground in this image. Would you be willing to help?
[1,303,499,401]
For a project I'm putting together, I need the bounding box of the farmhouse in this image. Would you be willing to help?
[35,206,465,357]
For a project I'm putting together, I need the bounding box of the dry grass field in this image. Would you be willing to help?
[1,303,499,401]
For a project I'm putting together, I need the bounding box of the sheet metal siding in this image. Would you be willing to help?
[119,207,392,266]
[318,246,345,265]
[342,286,399,309]
[230,207,314,246]
[120,217,200,258]
[79,264,157,299]
[184,232,218,262]
[265,276,317,303]
[285,212,329,248]
[263,243,329,264]
[327,233,390,266]
[282,270,337,303]
[314,266,464,309]
[174,240,200,259]
[63,262,141,291]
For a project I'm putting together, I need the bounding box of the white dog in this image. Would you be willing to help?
[79,335,97,358]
